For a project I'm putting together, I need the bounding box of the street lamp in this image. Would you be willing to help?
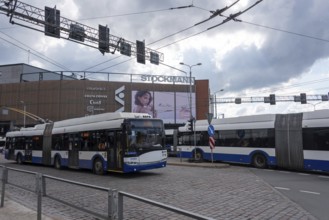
[309,102,323,111]
[20,101,26,128]
[212,89,224,118]
[179,62,202,161]
[179,62,202,119]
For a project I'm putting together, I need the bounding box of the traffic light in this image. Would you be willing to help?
[187,119,194,132]
[136,40,145,64]
[235,98,241,104]
[44,7,60,38]
[120,42,132,56]
[300,93,307,104]
[150,52,159,65]
[98,25,109,54]
[269,94,276,105]
[187,119,193,132]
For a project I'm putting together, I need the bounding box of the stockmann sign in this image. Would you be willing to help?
[140,74,194,84]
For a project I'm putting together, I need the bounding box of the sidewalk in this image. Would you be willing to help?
[0,198,53,220]
[0,157,228,219]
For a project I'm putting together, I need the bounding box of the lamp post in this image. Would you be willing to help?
[309,102,323,111]
[179,62,202,119]
[179,62,202,161]
[20,101,26,128]
[213,89,224,118]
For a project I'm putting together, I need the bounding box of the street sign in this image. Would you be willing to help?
[206,113,213,125]
[208,125,214,136]
[209,136,215,149]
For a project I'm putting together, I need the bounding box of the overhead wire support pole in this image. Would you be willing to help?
[0,0,164,63]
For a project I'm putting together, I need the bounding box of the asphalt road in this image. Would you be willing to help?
[250,168,329,220]
[0,156,318,219]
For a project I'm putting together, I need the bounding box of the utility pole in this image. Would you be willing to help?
[179,62,202,161]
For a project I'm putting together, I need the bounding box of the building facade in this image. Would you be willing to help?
[0,64,209,135]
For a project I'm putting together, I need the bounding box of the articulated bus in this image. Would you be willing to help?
[177,110,329,172]
[4,112,167,174]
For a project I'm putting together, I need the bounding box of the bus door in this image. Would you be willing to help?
[68,134,79,168]
[24,138,32,162]
[5,138,15,160]
[107,131,122,170]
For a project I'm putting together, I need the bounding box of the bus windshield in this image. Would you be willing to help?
[128,119,164,152]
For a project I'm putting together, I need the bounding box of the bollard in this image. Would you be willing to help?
[36,173,42,220]
[107,189,111,219]
[111,189,119,220]
[42,175,46,197]
[1,167,8,207]
[118,192,123,220]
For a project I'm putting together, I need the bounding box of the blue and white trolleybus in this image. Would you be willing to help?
[4,112,167,174]
[177,110,329,172]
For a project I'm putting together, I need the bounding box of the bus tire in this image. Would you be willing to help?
[93,158,104,175]
[194,149,203,161]
[16,153,23,165]
[54,156,61,169]
[252,154,267,169]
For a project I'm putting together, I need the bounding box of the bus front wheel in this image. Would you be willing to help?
[93,158,104,175]
[194,150,203,161]
[252,154,267,169]
[54,156,61,169]
[16,153,23,165]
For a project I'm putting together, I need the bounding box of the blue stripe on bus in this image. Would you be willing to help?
[180,150,277,166]
[32,157,42,164]
[79,159,93,169]
[304,159,329,172]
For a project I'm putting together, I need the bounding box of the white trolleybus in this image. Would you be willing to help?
[177,110,329,172]
[4,112,167,174]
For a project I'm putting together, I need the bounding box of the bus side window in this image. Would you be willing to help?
[63,134,70,150]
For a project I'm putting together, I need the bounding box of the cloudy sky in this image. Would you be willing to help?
[1,0,329,118]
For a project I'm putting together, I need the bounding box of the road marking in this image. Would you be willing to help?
[318,175,329,179]
[274,187,290,191]
[299,190,320,195]
[279,171,291,174]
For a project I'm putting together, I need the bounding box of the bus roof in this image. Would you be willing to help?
[53,112,152,128]
[6,112,154,137]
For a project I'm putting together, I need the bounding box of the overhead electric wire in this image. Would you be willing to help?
[240,20,329,44]
[94,1,263,72]
[0,33,71,71]
[194,0,240,26]
[83,55,121,72]
[242,76,329,98]
[149,0,240,46]
[78,4,194,21]
[155,1,263,50]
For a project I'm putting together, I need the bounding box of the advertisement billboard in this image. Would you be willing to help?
[131,90,195,123]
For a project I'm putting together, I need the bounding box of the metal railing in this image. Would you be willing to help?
[0,165,214,220]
